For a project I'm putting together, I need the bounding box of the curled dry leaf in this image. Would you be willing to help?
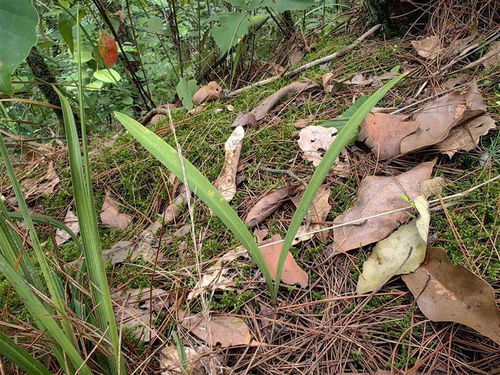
[55,208,80,245]
[357,196,429,294]
[435,114,496,157]
[192,81,222,106]
[188,246,248,300]
[359,113,419,159]
[402,247,500,345]
[411,35,442,60]
[244,184,301,227]
[297,126,337,167]
[400,81,486,154]
[100,193,132,230]
[259,234,308,288]
[332,160,435,253]
[292,185,331,244]
[214,125,245,202]
[181,314,257,347]
[322,72,335,93]
[250,79,318,121]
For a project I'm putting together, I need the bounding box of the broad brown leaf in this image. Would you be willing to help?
[100,192,132,230]
[244,185,301,227]
[192,81,222,106]
[359,113,419,159]
[435,114,496,157]
[259,234,308,288]
[55,208,79,245]
[402,247,500,345]
[332,160,435,253]
[181,314,256,347]
[400,81,486,154]
[411,35,442,60]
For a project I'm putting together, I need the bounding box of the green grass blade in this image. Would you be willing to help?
[0,331,52,375]
[56,88,124,374]
[113,112,274,289]
[272,73,407,299]
[0,253,92,375]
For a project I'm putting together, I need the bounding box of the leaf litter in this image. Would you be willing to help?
[55,207,79,245]
[100,192,133,230]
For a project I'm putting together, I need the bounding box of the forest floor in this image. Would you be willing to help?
[1,30,499,374]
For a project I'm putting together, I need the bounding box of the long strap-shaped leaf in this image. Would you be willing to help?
[113,112,274,288]
[56,89,124,374]
[272,73,407,299]
[0,331,52,375]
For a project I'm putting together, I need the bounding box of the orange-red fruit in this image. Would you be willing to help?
[98,30,118,68]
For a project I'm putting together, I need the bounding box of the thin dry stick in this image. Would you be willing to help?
[226,24,381,97]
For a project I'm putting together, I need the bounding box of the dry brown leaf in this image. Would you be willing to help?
[402,247,500,345]
[102,222,161,265]
[160,345,223,375]
[297,126,337,166]
[21,162,60,202]
[292,185,331,244]
[259,234,308,287]
[421,177,446,199]
[100,193,132,230]
[344,71,399,87]
[181,314,257,347]
[244,185,301,227]
[112,287,170,313]
[332,160,435,253]
[411,35,442,59]
[214,125,245,202]
[115,305,157,342]
[250,79,318,121]
[188,246,248,300]
[482,41,500,69]
[55,208,80,245]
[160,185,190,224]
[192,81,222,106]
[359,113,419,159]
[322,72,335,93]
[435,114,496,157]
[400,81,486,154]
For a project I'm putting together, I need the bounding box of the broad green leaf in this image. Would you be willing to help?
[71,47,93,63]
[357,196,429,294]
[0,331,51,375]
[261,0,314,12]
[147,16,164,33]
[0,0,39,95]
[93,68,121,83]
[113,111,274,289]
[176,78,199,110]
[58,12,74,52]
[272,73,406,299]
[211,12,251,55]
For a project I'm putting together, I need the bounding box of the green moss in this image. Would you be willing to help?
[209,290,255,312]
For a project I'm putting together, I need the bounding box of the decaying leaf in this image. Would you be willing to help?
[421,177,446,199]
[102,222,161,265]
[115,305,157,342]
[244,184,301,227]
[250,79,318,121]
[100,192,132,230]
[98,30,118,68]
[21,162,60,202]
[332,160,435,253]
[214,125,245,202]
[322,72,335,93]
[399,81,486,154]
[297,126,337,166]
[55,208,80,245]
[343,71,399,87]
[357,196,429,294]
[181,314,257,347]
[292,185,331,244]
[259,234,308,288]
[435,114,496,157]
[160,185,190,224]
[402,247,500,345]
[160,345,223,375]
[482,41,500,69]
[359,113,419,159]
[188,246,248,300]
[411,35,442,60]
[112,287,170,313]
[192,81,222,106]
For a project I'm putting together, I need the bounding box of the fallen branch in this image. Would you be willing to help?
[226,24,381,97]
